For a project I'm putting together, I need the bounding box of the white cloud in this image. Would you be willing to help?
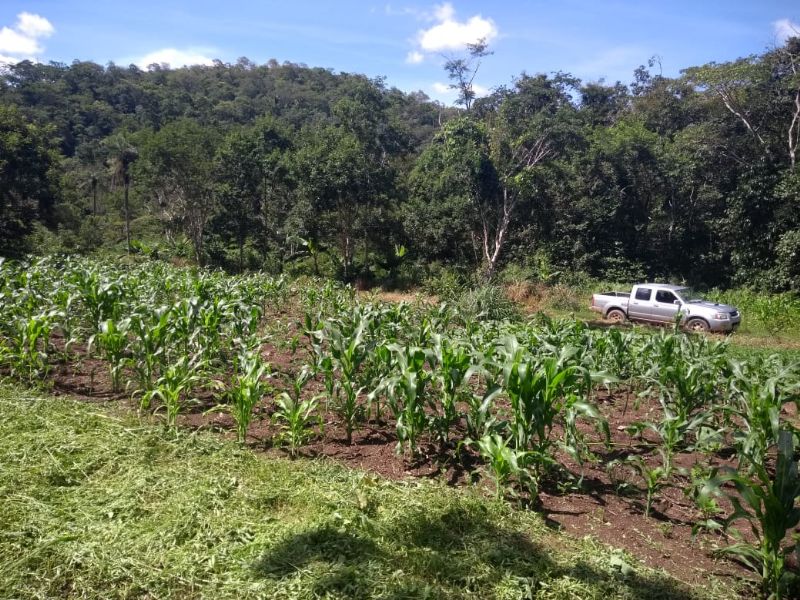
[134,48,216,69]
[774,18,800,43]
[0,27,40,55]
[432,81,452,94]
[433,3,455,22]
[406,50,424,64]
[0,12,54,64]
[417,3,497,52]
[17,12,54,38]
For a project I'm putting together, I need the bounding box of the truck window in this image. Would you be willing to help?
[655,290,677,304]
[635,287,652,301]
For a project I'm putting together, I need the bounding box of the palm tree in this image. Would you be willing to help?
[103,134,138,253]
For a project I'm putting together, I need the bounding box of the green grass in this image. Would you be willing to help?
[0,386,743,599]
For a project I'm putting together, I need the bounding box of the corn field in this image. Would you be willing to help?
[1,256,799,598]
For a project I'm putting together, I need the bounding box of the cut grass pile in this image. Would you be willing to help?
[0,387,742,599]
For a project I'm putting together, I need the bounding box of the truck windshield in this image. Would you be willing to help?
[678,288,705,303]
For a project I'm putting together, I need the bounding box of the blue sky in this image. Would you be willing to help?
[0,1,798,103]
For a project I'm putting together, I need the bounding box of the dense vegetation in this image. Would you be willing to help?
[2,255,800,596]
[2,37,800,290]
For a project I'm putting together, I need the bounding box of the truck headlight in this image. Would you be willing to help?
[714,312,729,320]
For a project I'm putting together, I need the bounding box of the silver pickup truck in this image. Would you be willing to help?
[590,284,741,332]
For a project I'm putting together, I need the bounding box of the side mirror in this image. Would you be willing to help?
[673,299,682,306]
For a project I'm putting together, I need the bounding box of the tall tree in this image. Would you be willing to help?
[444,39,492,111]
[102,133,138,253]
[0,105,62,256]
[137,119,218,265]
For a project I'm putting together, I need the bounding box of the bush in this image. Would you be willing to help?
[452,284,521,323]
[775,229,800,292]
[421,264,469,300]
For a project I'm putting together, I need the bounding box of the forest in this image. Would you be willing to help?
[1,38,800,291]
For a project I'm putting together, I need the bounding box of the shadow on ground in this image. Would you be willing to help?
[254,501,699,599]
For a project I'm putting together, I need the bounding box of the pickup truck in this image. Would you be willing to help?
[590,284,741,333]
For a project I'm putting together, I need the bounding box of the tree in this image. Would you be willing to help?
[102,133,138,253]
[407,117,497,271]
[0,105,62,256]
[137,119,218,265]
[443,38,492,111]
[213,116,292,271]
[295,124,376,279]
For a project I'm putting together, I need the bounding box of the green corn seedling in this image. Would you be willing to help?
[88,318,130,393]
[700,431,800,599]
[382,345,430,456]
[426,334,473,444]
[145,356,203,432]
[476,433,534,501]
[227,350,270,444]
[274,370,319,457]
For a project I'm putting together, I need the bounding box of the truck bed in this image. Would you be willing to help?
[590,291,629,314]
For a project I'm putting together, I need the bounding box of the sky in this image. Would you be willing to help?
[0,1,798,104]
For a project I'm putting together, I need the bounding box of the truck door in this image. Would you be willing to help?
[651,289,681,323]
[628,286,653,320]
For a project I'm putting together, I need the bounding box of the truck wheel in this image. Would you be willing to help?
[606,309,626,323]
[686,318,709,333]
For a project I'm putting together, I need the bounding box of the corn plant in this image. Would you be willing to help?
[381,345,430,456]
[10,311,57,382]
[464,384,502,441]
[128,306,171,395]
[426,334,473,444]
[726,358,800,471]
[71,269,126,333]
[274,370,319,457]
[317,315,369,445]
[499,341,608,478]
[700,431,800,599]
[227,350,270,444]
[626,455,670,518]
[476,433,534,500]
[144,356,203,431]
[88,318,130,393]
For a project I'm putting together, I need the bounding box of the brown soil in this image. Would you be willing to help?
[32,333,761,594]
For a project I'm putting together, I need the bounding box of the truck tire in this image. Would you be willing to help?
[606,308,626,323]
[686,318,709,333]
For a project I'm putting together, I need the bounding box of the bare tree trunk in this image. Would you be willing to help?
[789,87,800,171]
[481,187,515,281]
[715,87,767,148]
[123,179,131,254]
[92,176,98,214]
